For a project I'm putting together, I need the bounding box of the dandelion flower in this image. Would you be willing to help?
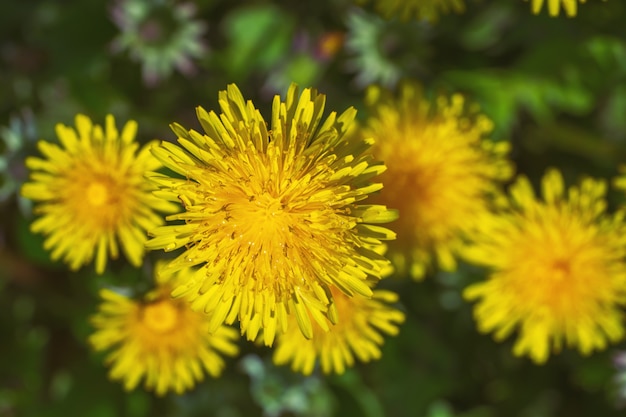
[21,114,177,274]
[526,0,585,16]
[363,84,512,280]
[358,0,464,21]
[464,169,626,363]
[273,286,404,375]
[89,266,239,396]
[146,83,397,346]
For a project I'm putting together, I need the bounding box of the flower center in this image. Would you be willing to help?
[86,182,110,207]
[142,300,179,333]
[510,217,609,319]
[377,154,452,245]
[239,192,291,239]
[259,195,285,221]
[550,258,571,277]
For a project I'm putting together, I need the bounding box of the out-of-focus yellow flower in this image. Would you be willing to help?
[363,84,512,280]
[146,83,397,346]
[89,265,239,396]
[464,169,626,363]
[21,114,177,274]
[273,285,404,375]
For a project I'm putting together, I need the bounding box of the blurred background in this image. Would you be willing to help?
[2,0,626,416]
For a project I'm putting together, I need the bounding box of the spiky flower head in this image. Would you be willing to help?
[21,114,177,274]
[110,0,207,85]
[363,83,512,280]
[273,286,404,375]
[464,169,626,363]
[146,83,397,347]
[526,0,587,16]
[89,264,239,396]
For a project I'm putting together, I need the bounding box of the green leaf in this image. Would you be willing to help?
[220,5,295,79]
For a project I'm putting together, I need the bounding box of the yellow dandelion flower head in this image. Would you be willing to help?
[363,83,512,280]
[526,0,586,17]
[20,114,178,274]
[89,265,240,396]
[358,0,465,22]
[146,83,397,346]
[464,169,626,364]
[273,285,404,375]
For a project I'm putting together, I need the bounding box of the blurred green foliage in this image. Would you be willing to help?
[2,0,626,416]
